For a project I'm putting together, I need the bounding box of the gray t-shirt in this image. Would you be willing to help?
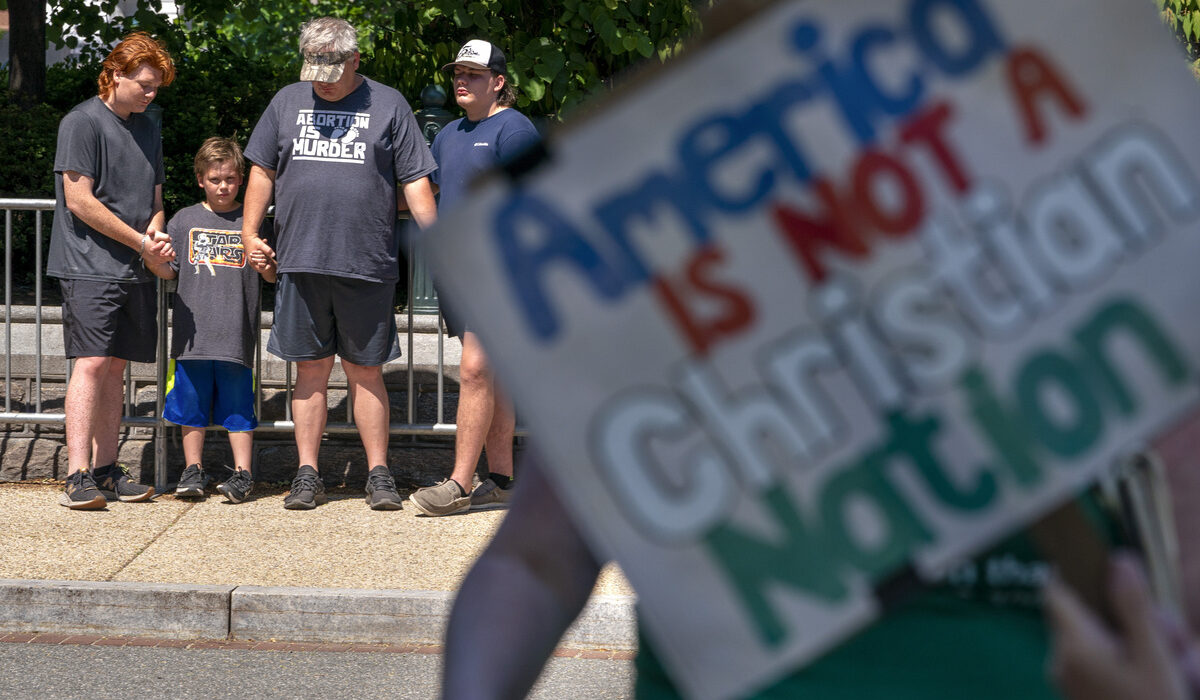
[167,204,262,368]
[48,96,164,282]
[244,76,437,283]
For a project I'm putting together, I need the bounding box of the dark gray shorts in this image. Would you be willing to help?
[267,273,402,366]
[60,279,158,363]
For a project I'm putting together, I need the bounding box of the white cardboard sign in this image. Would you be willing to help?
[421,1,1200,698]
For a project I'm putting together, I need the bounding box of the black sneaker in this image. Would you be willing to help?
[175,464,209,498]
[216,469,254,504]
[365,465,403,510]
[283,465,327,510]
[58,469,107,510]
[93,463,155,503]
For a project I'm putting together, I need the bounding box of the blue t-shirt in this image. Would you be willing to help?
[429,108,540,210]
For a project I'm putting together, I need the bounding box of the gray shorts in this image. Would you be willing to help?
[267,273,402,366]
[60,279,157,363]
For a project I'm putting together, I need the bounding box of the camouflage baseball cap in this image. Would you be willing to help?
[300,50,354,82]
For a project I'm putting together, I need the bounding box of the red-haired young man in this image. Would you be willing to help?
[48,31,176,509]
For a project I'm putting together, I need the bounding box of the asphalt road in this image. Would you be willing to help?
[0,643,634,699]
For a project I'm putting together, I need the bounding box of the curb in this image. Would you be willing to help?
[0,579,637,651]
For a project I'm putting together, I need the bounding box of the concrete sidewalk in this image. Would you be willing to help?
[0,482,636,650]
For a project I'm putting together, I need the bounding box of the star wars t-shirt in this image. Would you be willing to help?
[167,204,262,368]
[244,76,437,283]
[48,96,164,282]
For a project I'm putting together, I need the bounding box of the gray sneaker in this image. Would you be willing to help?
[409,478,470,516]
[94,463,155,502]
[216,469,254,504]
[470,478,512,511]
[175,464,209,498]
[58,469,107,510]
[365,465,403,510]
[283,465,327,510]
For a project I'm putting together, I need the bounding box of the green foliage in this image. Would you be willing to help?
[0,87,62,291]
[44,0,704,122]
[1156,0,1200,77]
[372,0,702,119]
[46,0,175,63]
[161,0,383,76]
[0,98,60,197]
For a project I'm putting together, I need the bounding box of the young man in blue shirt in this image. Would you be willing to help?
[410,40,540,516]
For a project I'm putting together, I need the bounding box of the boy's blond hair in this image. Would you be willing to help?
[194,137,245,178]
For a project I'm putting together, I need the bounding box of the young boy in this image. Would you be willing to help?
[145,137,275,502]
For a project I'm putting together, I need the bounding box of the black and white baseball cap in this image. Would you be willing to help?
[441,39,507,74]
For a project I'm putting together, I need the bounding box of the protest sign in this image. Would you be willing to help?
[420,1,1200,697]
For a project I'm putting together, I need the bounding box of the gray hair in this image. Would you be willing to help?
[299,17,358,55]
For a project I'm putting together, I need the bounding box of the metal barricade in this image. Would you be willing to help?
[0,197,467,494]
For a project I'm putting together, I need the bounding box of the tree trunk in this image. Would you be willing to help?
[8,0,47,108]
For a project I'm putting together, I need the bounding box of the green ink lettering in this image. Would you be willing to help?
[884,410,997,511]
[704,485,848,647]
[1074,297,1190,415]
[959,367,1043,486]
[820,447,934,577]
[1016,351,1103,458]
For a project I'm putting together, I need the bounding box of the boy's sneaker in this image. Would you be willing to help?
[175,464,209,498]
[283,465,327,510]
[216,469,254,504]
[469,478,512,511]
[58,470,107,510]
[365,465,403,510]
[409,478,470,517]
[94,463,155,503]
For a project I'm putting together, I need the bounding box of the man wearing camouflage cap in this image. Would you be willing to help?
[242,17,437,511]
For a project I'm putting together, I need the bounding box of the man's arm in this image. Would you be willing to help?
[141,184,174,268]
[396,181,440,212]
[62,171,173,268]
[443,452,605,700]
[400,176,437,230]
[241,164,276,271]
[148,184,167,237]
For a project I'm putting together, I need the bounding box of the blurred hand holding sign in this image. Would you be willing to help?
[419,1,1200,698]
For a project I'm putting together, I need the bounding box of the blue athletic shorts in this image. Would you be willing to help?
[267,272,402,366]
[162,359,258,431]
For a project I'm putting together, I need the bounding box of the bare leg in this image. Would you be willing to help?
[483,383,516,479]
[451,332,495,492]
[340,359,390,467]
[228,431,254,472]
[293,357,335,471]
[181,425,206,466]
[91,359,127,467]
[65,356,125,475]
